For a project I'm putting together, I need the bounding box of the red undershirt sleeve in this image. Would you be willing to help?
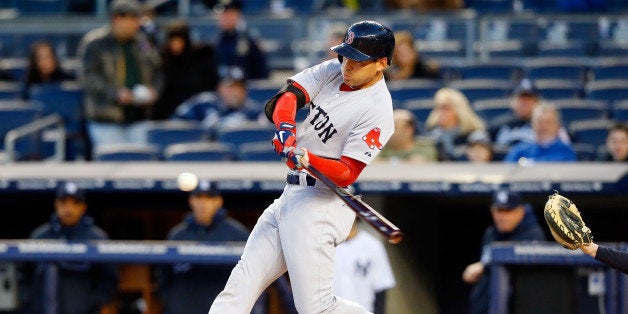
[307,154,366,187]
[271,82,310,128]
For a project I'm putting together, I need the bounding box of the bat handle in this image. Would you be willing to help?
[388,230,403,244]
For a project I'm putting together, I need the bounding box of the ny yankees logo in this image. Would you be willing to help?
[362,127,383,150]
[354,259,372,278]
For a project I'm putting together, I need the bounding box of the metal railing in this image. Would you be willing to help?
[4,113,65,162]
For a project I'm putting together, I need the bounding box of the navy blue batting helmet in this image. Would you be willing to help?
[331,21,395,65]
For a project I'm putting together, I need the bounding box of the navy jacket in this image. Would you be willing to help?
[469,205,546,314]
[23,214,118,314]
[158,209,249,314]
[215,30,269,80]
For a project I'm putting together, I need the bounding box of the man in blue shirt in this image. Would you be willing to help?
[504,103,576,163]
[157,180,250,314]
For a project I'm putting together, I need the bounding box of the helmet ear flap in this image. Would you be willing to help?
[337,55,343,64]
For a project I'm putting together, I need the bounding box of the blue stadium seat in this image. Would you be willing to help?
[533,79,583,100]
[164,142,235,161]
[447,79,513,103]
[553,99,608,128]
[536,41,587,57]
[568,119,614,149]
[585,79,628,104]
[247,79,283,104]
[93,143,160,162]
[466,0,513,14]
[0,82,21,99]
[215,125,275,150]
[237,141,279,162]
[571,143,597,161]
[524,58,588,83]
[0,58,27,82]
[456,61,522,81]
[145,120,208,156]
[16,0,67,15]
[472,98,512,128]
[29,82,85,160]
[388,79,443,107]
[248,18,305,70]
[590,60,628,80]
[0,100,43,160]
[611,100,628,123]
[481,18,539,56]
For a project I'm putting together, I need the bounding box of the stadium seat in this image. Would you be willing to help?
[585,80,628,104]
[164,142,235,161]
[466,0,513,14]
[472,98,512,128]
[145,120,208,156]
[568,119,614,149]
[247,79,283,104]
[553,99,608,127]
[388,79,442,107]
[533,79,583,100]
[28,82,85,160]
[0,100,43,160]
[590,59,628,80]
[536,41,587,57]
[16,0,67,14]
[237,141,279,162]
[524,58,588,83]
[456,61,522,81]
[0,58,27,82]
[0,82,21,99]
[93,143,160,161]
[215,125,275,150]
[248,18,305,70]
[447,79,513,103]
[571,143,597,161]
[611,100,628,123]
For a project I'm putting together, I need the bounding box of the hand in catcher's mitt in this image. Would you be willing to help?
[544,191,593,250]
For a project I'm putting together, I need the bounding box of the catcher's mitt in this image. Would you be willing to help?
[543,192,593,250]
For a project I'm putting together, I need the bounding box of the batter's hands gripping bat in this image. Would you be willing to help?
[304,164,403,244]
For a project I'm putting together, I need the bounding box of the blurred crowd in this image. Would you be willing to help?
[0,0,626,165]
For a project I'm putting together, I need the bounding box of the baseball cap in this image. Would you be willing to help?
[513,78,539,97]
[214,0,243,12]
[56,182,86,202]
[110,0,141,16]
[191,180,221,196]
[491,189,522,210]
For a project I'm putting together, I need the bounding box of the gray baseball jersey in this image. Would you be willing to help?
[209,59,394,314]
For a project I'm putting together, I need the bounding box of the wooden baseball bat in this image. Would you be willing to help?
[304,164,403,244]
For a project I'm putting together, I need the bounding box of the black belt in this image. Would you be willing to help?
[286,173,316,186]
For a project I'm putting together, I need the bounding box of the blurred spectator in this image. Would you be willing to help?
[491,79,540,147]
[173,75,266,133]
[598,123,628,162]
[491,79,570,148]
[77,0,163,150]
[21,41,75,100]
[21,182,117,314]
[333,218,396,314]
[425,88,486,160]
[386,31,440,81]
[213,0,269,80]
[464,130,494,163]
[504,103,577,163]
[152,20,220,120]
[139,2,160,48]
[157,180,249,314]
[462,189,545,314]
[377,108,438,163]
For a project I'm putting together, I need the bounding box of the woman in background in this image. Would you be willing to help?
[21,41,74,99]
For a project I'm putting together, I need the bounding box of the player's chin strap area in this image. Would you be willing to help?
[286,170,317,187]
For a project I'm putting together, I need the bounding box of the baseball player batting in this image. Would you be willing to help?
[209,20,396,314]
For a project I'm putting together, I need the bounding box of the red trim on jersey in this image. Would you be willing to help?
[307,153,366,187]
[340,83,357,92]
[272,92,297,128]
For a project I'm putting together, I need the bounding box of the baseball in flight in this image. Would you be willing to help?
[177,172,199,191]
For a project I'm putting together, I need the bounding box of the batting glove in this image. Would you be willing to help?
[272,122,297,158]
[285,147,308,170]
